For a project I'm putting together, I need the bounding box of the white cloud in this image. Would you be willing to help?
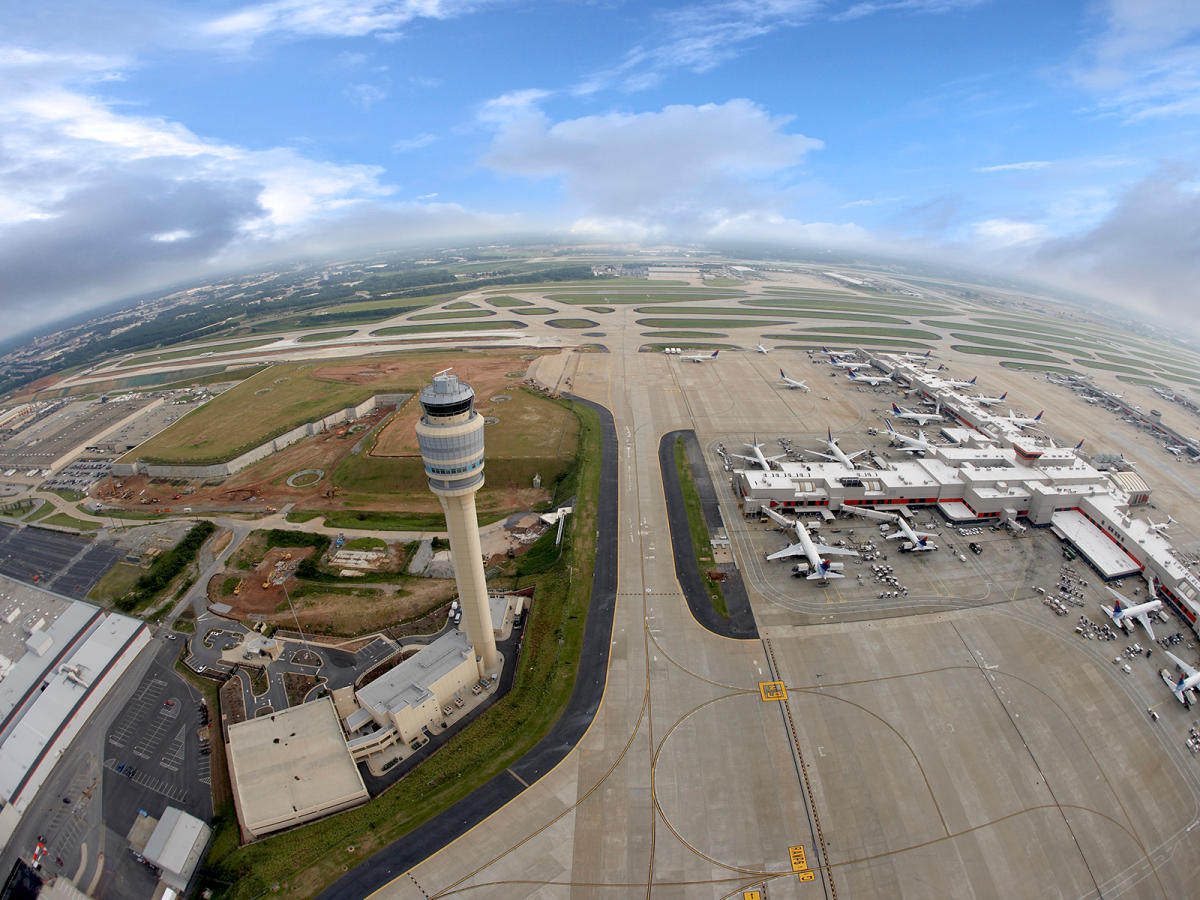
[1073,0,1200,120]
[392,133,436,151]
[974,160,1052,172]
[201,0,485,46]
[482,98,822,231]
[971,218,1049,248]
[478,88,551,123]
[346,82,387,110]
[835,0,986,23]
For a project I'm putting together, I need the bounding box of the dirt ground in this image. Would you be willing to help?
[209,546,317,617]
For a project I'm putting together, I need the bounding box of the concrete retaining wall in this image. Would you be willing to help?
[112,392,410,480]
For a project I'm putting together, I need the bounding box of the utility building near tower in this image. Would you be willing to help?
[416,370,500,674]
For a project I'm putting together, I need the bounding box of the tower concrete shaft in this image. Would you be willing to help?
[415,372,499,674]
[436,490,498,672]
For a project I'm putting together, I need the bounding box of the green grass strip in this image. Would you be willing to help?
[370,320,526,336]
[950,344,1060,362]
[674,436,727,618]
[546,292,742,304]
[797,326,941,339]
[546,319,599,328]
[484,296,533,307]
[296,330,355,343]
[408,309,497,321]
[637,318,790,329]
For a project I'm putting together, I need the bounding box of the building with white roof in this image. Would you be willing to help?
[0,580,150,847]
[142,806,211,892]
[733,353,1200,632]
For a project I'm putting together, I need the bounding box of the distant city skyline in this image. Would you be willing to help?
[2,0,1200,334]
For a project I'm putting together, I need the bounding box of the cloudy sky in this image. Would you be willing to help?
[3,0,1200,335]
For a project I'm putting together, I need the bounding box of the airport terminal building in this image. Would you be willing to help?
[734,354,1200,630]
[0,583,150,846]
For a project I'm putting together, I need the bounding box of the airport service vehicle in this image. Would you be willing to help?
[804,428,866,468]
[679,350,719,363]
[762,507,857,581]
[890,401,944,426]
[846,369,891,387]
[1101,587,1163,640]
[841,505,937,551]
[730,438,786,471]
[1162,651,1200,705]
[778,369,809,391]
[755,344,770,354]
[971,391,1007,407]
[883,418,934,454]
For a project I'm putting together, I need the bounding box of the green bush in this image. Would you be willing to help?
[115,521,215,612]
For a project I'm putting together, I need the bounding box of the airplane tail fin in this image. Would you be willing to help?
[827,426,833,443]
[1000,392,1007,400]
[891,402,902,414]
[711,350,719,358]
[780,368,786,379]
[969,376,977,385]
[1074,439,1084,451]
[1034,410,1043,421]
[884,418,896,433]
[923,350,931,358]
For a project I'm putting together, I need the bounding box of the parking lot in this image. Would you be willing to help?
[0,523,119,599]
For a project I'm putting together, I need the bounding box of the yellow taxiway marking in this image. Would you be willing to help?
[744,891,763,900]
[798,871,816,882]
[789,843,809,872]
[759,681,788,701]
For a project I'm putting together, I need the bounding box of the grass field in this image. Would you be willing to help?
[638,317,790,329]
[796,325,941,340]
[122,338,278,368]
[950,344,1061,362]
[999,361,1087,375]
[923,319,1113,352]
[675,437,727,617]
[765,334,935,348]
[445,301,478,309]
[408,309,497,321]
[485,296,532,307]
[196,399,602,899]
[370,320,525,336]
[583,306,614,314]
[41,512,100,531]
[546,318,599,328]
[545,292,742,304]
[123,363,414,466]
[641,331,729,339]
[87,561,143,604]
[746,297,944,315]
[637,305,910,324]
[513,307,557,315]
[296,330,356,343]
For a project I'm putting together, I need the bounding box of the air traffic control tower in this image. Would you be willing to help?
[415,370,499,674]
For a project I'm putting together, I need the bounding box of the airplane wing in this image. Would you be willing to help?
[1166,650,1199,679]
[803,449,836,462]
[1131,611,1156,641]
[813,542,857,557]
[766,544,807,561]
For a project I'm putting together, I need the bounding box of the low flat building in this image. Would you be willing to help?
[352,630,478,749]
[226,698,368,840]
[142,806,211,893]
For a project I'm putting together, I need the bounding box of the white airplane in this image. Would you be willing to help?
[822,345,857,361]
[1163,650,1200,706]
[779,369,809,391]
[679,350,720,363]
[1149,516,1175,535]
[890,401,943,426]
[942,375,977,389]
[846,369,891,387]
[883,419,934,454]
[841,506,937,551]
[762,507,857,580]
[731,438,785,471]
[971,390,1007,407]
[887,516,938,551]
[754,344,770,354]
[804,428,866,468]
[830,355,871,370]
[899,350,934,362]
[1003,409,1044,429]
[1101,588,1163,640]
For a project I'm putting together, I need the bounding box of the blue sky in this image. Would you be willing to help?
[3,0,1200,333]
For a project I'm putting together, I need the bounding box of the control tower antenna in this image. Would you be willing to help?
[415,371,499,674]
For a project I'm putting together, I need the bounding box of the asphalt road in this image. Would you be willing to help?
[317,395,619,899]
[659,429,758,639]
